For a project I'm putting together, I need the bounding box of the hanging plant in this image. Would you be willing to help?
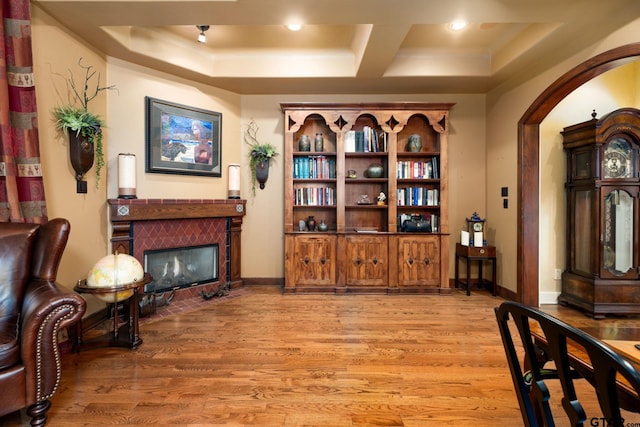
[244,120,278,196]
[52,58,116,188]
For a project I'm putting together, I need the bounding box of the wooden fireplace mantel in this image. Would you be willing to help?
[107,198,246,288]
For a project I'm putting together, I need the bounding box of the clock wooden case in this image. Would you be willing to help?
[281,102,454,294]
[560,108,640,318]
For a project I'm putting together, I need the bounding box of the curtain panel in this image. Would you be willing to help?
[0,0,47,223]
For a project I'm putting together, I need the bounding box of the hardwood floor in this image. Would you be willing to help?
[2,286,639,426]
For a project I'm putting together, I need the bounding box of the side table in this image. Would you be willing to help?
[455,243,497,296]
[73,273,152,351]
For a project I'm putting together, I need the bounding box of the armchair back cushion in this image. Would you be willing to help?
[0,224,37,370]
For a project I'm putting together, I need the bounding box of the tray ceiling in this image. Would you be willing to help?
[33,0,640,94]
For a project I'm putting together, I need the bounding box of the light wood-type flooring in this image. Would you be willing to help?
[2,285,639,426]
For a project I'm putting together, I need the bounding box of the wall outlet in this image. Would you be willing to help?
[554,268,562,280]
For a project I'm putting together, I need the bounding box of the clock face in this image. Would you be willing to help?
[473,222,483,232]
[603,151,629,178]
[603,138,632,179]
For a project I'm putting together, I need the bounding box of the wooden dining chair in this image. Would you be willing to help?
[495,301,640,427]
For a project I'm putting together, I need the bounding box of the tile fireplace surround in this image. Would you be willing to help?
[108,199,246,306]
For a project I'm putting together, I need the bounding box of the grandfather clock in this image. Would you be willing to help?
[560,108,640,318]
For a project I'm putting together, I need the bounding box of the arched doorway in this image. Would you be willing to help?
[517,43,640,307]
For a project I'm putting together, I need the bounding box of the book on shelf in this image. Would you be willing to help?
[293,186,336,206]
[344,129,387,153]
[396,188,439,206]
[396,158,439,179]
[293,156,336,179]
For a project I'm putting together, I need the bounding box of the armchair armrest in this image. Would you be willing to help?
[20,279,86,402]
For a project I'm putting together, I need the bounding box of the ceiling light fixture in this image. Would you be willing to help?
[449,20,468,31]
[196,25,210,43]
[287,23,302,32]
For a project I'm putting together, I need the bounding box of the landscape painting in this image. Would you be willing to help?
[146,97,222,177]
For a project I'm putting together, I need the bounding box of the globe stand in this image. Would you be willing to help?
[73,273,152,351]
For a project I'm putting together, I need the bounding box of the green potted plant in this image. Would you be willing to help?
[52,58,115,189]
[245,120,277,195]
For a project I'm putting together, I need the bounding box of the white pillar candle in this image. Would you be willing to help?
[228,163,241,199]
[118,153,137,199]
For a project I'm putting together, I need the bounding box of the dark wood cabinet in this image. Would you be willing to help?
[560,108,640,318]
[281,103,454,293]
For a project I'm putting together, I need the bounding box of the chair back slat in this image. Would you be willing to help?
[495,301,640,427]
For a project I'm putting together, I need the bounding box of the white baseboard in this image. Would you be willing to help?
[539,291,561,305]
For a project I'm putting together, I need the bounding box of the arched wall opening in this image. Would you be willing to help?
[517,43,640,306]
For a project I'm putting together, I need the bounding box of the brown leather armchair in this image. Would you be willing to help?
[0,218,86,426]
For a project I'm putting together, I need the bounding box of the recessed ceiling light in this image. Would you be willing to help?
[449,20,468,31]
[287,23,302,32]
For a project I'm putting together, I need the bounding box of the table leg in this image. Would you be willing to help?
[466,256,471,296]
[455,254,460,289]
[491,258,497,296]
[130,291,142,348]
[479,261,484,291]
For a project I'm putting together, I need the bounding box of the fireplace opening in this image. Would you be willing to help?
[143,244,219,294]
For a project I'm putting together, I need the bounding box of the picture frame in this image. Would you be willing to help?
[145,96,222,177]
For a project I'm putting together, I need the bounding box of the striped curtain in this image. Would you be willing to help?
[0,0,47,223]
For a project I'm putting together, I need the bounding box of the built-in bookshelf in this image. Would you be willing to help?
[281,103,454,294]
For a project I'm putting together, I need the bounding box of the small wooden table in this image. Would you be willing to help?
[73,273,152,351]
[455,243,497,296]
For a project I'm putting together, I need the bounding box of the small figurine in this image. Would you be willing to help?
[377,192,386,205]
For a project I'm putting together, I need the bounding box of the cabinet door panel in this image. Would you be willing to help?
[345,236,388,286]
[397,236,440,287]
[294,236,336,286]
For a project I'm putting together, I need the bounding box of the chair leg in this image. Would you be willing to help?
[26,400,50,427]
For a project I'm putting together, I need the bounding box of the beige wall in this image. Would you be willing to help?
[486,17,640,301]
[32,5,109,314]
[106,59,241,200]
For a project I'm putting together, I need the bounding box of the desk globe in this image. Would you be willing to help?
[86,253,145,302]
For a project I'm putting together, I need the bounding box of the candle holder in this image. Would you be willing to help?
[228,163,241,199]
[118,153,137,199]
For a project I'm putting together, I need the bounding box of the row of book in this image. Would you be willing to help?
[293,186,336,206]
[396,158,439,179]
[397,187,439,207]
[293,156,336,179]
[397,213,440,233]
[344,127,388,153]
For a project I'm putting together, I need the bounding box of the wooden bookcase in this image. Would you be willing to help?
[281,103,454,294]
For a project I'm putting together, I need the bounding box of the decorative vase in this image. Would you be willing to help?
[298,135,311,152]
[318,219,328,232]
[407,134,422,152]
[68,132,95,181]
[298,220,306,231]
[306,215,316,231]
[314,133,324,152]
[255,160,270,189]
[365,163,384,178]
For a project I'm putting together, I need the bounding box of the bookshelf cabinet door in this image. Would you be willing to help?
[293,235,336,287]
[345,235,388,287]
[396,235,440,287]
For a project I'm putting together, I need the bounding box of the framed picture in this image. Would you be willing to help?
[145,97,222,177]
